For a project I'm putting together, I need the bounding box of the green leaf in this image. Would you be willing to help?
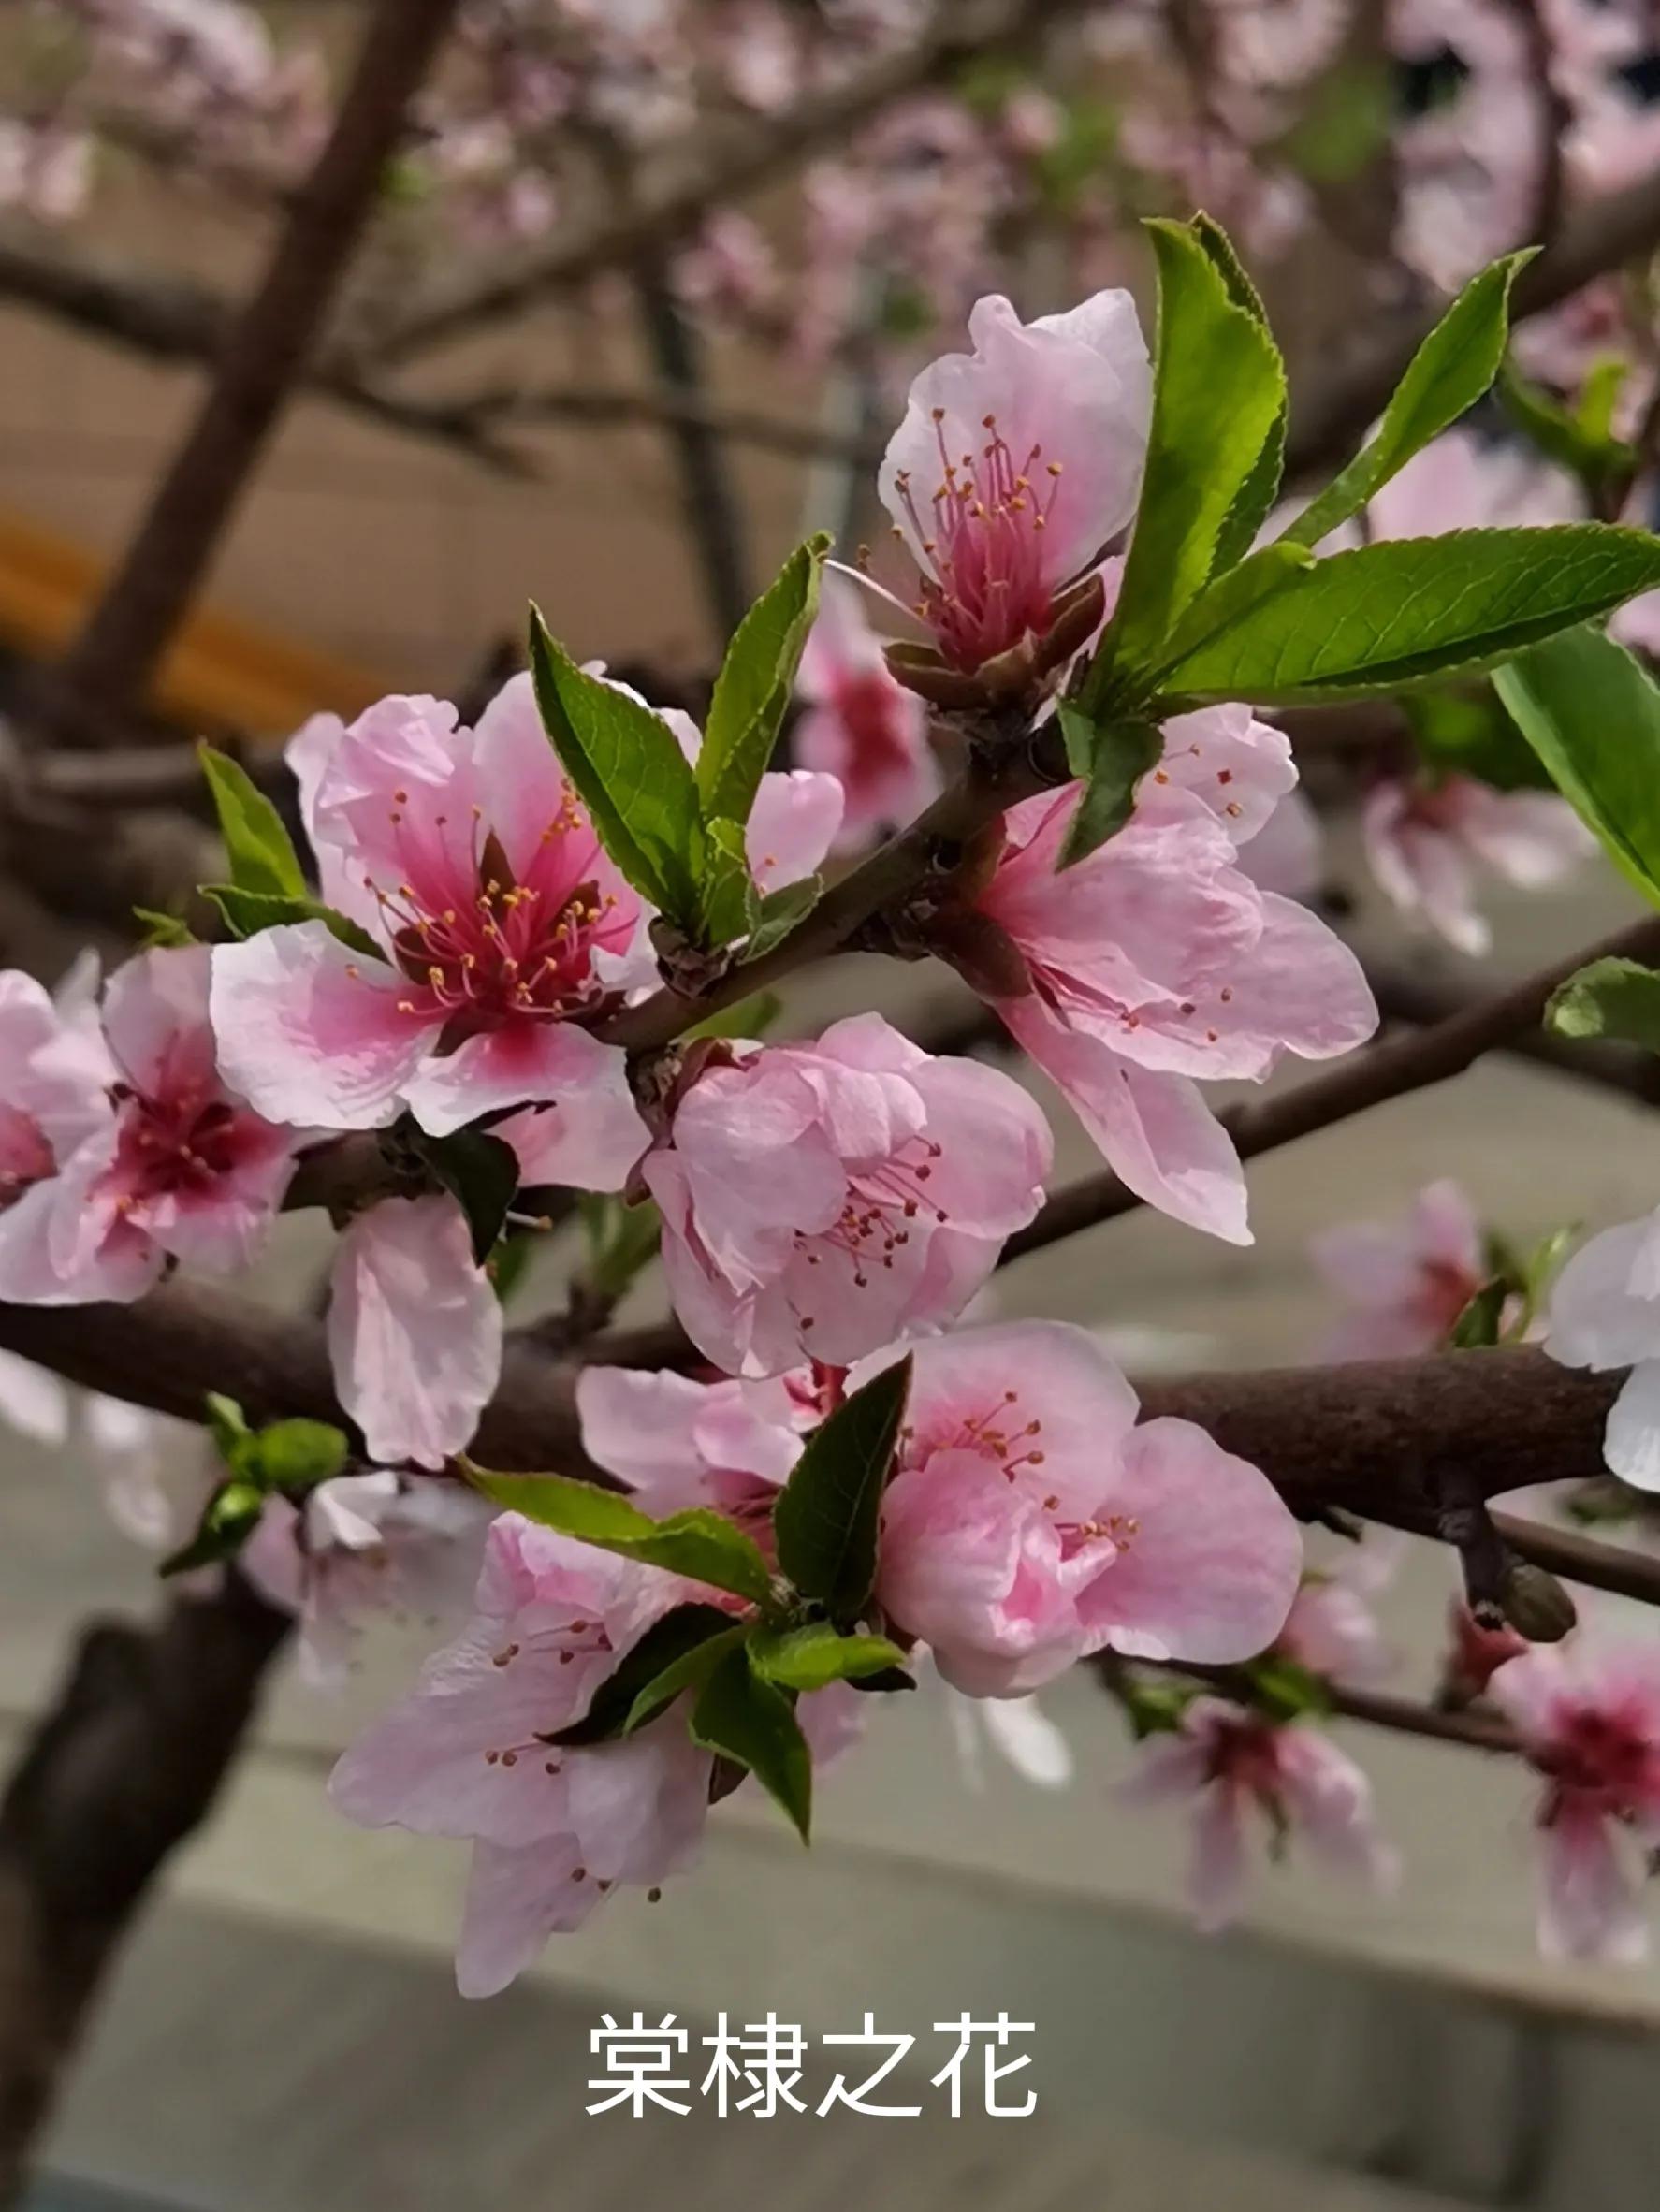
[698,536,829,829]
[748,1623,908,1692]
[1243,1654,1333,1722]
[690,1644,812,1842]
[743,873,822,963]
[1158,527,1660,706]
[419,1128,521,1266]
[1093,218,1286,694]
[1493,623,1660,903]
[527,612,706,924]
[685,990,783,1042]
[250,1419,348,1492]
[1548,957,1660,1052]
[772,1356,911,1623]
[160,1477,266,1577]
[1499,357,1636,490]
[204,1391,254,1472]
[1283,254,1535,550]
[1151,540,1315,677]
[1449,1278,1507,1349]
[1189,216,1287,577]
[200,884,380,959]
[133,906,197,948]
[1054,706,1163,869]
[465,1467,774,1606]
[547,1603,738,1745]
[698,816,757,946]
[198,745,307,899]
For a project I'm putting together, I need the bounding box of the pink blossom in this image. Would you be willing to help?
[0,119,94,224]
[794,573,939,848]
[210,679,649,1163]
[0,964,126,1302]
[867,1320,1303,1696]
[1,948,302,1302]
[1124,1697,1398,1929]
[1362,775,1594,959]
[966,738,1375,1243]
[330,1514,714,1994]
[1547,1207,1660,1490]
[868,288,1151,677]
[326,1194,505,1471]
[576,1361,815,1539]
[242,1469,492,1684]
[1310,1179,1486,1361]
[642,1013,1052,1375]
[1490,1639,1660,1961]
[1276,1537,1403,1688]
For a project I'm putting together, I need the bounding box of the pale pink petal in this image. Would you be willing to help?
[457,1837,598,1997]
[1155,706,1297,846]
[1082,1417,1303,1663]
[0,1349,68,1446]
[1536,1804,1648,1963]
[576,1365,719,1499]
[101,944,217,1098]
[1000,995,1250,1244]
[210,924,436,1131]
[1604,1361,1660,1492]
[747,770,845,893]
[328,1194,503,1469]
[1188,1784,1249,1930]
[1549,1217,1660,1371]
[401,1018,642,1156]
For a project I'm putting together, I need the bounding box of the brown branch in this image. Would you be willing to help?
[1367,956,1660,1110]
[362,0,1096,366]
[1288,166,1660,482]
[1121,1658,1523,1755]
[1004,912,1660,1264]
[0,1282,1631,1529]
[40,0,465,735]
[0,1573,288,2201]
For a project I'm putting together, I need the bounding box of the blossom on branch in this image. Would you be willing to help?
[1123,1696,1399,1930]
[1491,1638,1660,1962]
[1548,1207,1660,1491]
[0,947,303,1302]
[794,573,939,849]
[868,1320,1303,1696]
[642,1012,1052,1375]
[1310,1179,1486,1361]
[959,719,1376,1243]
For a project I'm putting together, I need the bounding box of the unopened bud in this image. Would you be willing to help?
[1499,1561,1579,1644]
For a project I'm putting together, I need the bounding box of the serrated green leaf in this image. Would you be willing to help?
[1092,218,1286,696]
[527,612,706,925]
[699,536,829,828]
[1548,957,1660,1052]
[547,1603,737,1745]
[748,1623,908,1692]
[773,1357,911,1623]
[744,874,821,963]
[133,906,197,948]
[200,884,380,959]
[198,745,307,899]
[419,1128,521,1266]
[465,1466,773,1606]
[1284,254,1535,550]
[1493,623,1660,904]
[690,1644,812,1842]
[1158,527,1660,706]
[1055,706,1162,869]
[1189,217,1287,576]
[1449,1277,1507,1349]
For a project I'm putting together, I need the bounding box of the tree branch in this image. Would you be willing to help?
[361,0,1096,367]
[40,0,464,735]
